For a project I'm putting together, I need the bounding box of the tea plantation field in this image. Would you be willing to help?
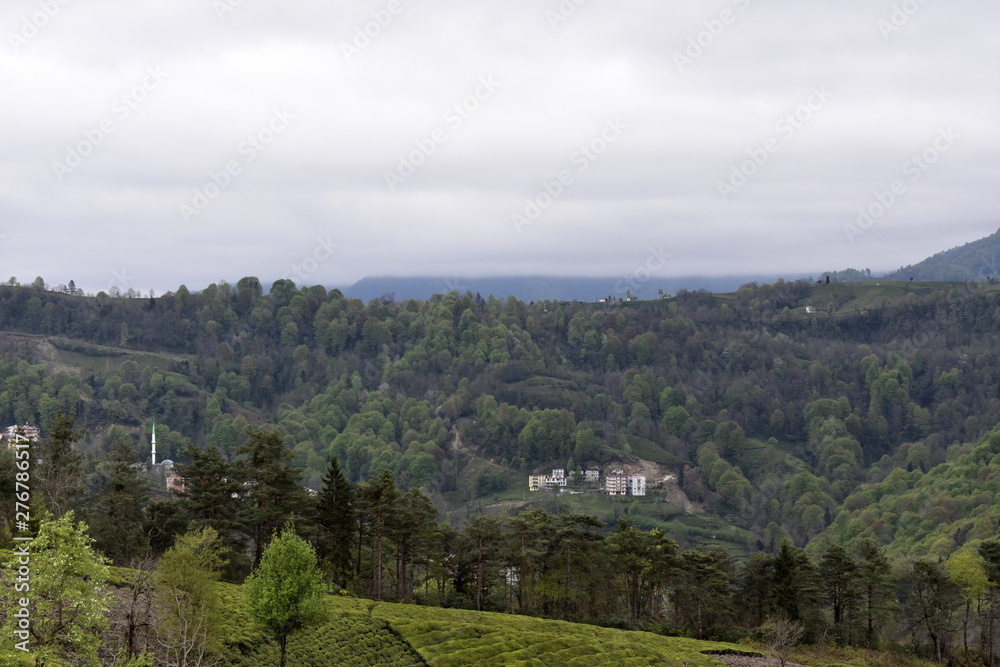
[218,584,746,666]
[352,597,743,666]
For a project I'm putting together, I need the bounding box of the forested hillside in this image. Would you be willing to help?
[4,276,1000,663]
[2,276,1000,547]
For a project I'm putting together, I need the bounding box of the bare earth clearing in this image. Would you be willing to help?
[710,655,805,667]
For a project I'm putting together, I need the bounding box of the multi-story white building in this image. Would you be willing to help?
[605,468,628,496]
[627,475,646,496]
[583,468,600,483]
[528,469,569,491]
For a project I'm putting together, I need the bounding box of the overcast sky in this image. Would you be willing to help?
[2,0,998,295]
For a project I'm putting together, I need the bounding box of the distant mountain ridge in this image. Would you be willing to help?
[336,274,796,303]
[883,227,1000,281]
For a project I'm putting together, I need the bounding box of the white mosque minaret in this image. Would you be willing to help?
[151,422,157,467]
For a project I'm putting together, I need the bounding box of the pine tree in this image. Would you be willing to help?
[356,469,401,600]
[314,457,356,588]
[608,519,652,622]
[769,540,822,631]
[855,538,895,649]
[736,552,774,630]
[37,413,85,518]
[771,540,801,621]
[674,546,735,639]
[390,487,438,601]
[508,509,553,615]
[236,425,311,566]
[176,442,247,577]
[88,431,150,564]
[456,515,504,612]
[819,543,859,644]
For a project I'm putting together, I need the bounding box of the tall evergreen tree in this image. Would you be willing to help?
[390,486,438,601]
[235,425,310,566]
[88,431,149,564]
[736,552,774,630]
[549,512,606,621]
[769,540,822,635]
[176,442,247,577]
[314,457,356,588]
[855,538,895,649]
[356,469,401,600]
[507,508,552,615]
[674,545,735,639]
[819,543,859,644]
[37,413,85,518]
[456,515,504,612]
[608,519,652,622]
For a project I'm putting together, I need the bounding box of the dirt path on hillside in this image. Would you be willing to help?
[708,655,805,667]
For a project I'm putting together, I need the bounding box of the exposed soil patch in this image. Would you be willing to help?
[706,652,806,667]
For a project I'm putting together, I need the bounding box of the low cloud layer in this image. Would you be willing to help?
[2,0,997,294]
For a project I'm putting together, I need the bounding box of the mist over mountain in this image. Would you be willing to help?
[337,274,798,303]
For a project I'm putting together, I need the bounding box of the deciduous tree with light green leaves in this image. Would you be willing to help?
[242,526,328,667]
[154,527,227,667]
[945,549,990,662]
[1,511,111,666]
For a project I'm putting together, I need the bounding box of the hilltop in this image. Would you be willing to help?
[883,227,1000,282]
